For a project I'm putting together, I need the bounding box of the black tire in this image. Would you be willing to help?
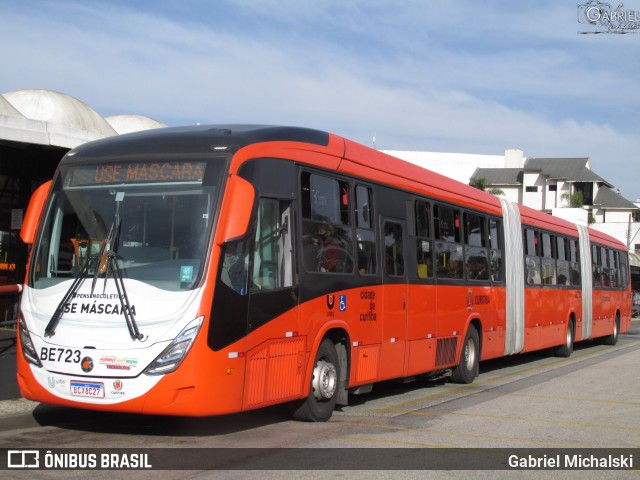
[554,321,574,358]
[451,326,479,384]
[603,316,620,346]
[289,339,340,422]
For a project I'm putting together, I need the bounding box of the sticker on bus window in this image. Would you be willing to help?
[180,265,194,283]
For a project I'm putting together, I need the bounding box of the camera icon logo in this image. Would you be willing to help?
[7,450,40,469]
[577,1,611,25]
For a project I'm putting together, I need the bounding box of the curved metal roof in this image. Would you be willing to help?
[0,95,24,117]
[0,89,166,149]
[105,114,166,134]
[3,89,116,136]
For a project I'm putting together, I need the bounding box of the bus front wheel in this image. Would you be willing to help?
[451,326,479,384]
[289,338,340,422]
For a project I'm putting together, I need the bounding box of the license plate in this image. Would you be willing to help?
[70,380,104,398]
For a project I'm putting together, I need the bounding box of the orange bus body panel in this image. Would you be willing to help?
[20,180,51,245]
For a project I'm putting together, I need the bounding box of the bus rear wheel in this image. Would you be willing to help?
[554,321,574,358]
[603,315,620,346]
[289,338,340,422]
[451,326,479,384]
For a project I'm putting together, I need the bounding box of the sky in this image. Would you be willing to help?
[2,0,640,201]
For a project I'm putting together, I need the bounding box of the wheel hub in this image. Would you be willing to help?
[464,340,476,370]
[312,359,337,401]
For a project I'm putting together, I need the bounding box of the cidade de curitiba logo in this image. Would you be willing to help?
[577,1,640,33]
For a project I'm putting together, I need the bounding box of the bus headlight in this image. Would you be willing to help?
[19,313,42,367]
[144,316,204,376]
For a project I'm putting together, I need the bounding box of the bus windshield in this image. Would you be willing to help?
[31,158,224,292]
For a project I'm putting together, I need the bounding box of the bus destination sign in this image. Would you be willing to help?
[67,161,206,186]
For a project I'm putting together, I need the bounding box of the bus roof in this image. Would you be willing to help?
[340,136,504,217]
[63,124,330,161]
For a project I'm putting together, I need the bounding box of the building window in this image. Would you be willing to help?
[574,182,593,206]
[526,186,538,193]
[548,185,557,192]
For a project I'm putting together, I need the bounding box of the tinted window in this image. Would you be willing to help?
[415,200,433,279]
[302,172,354,274]
[355,185,376,274]
[384,221,404,277]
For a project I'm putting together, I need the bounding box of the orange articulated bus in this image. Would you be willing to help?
[16,125,632,421]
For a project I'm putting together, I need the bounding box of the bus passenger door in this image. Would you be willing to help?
[379,218,408,380]
[243,198,303,408]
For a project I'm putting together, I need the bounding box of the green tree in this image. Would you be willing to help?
[469,177,504,196]
[561,191,584,208]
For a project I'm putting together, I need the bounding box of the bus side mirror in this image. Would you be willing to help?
[218,176,255,244]
[20,180,51,245]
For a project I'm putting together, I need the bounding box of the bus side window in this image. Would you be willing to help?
[252,199,293,290]
[355,185,376,275]
[415,200,432,279]
[600,246,610,287]
[464,212,488,281]
[524,228,541,285]
[301,172,354,274]
[489,218,503,282]
[434,204,460,243]
[434,204,462,279]
[619,251,629,288]
[609,249,618,287]
[556,236,570,286]
[569,239,581,286]
[220,239,250,295]
[592,244,602,287]
[384,221,404,277]
[541,232,556,286]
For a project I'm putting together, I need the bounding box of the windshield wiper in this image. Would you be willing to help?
[106,250,143,340]
[95,191,144,341]
[45,255,96,338]
[45,191,144,341]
